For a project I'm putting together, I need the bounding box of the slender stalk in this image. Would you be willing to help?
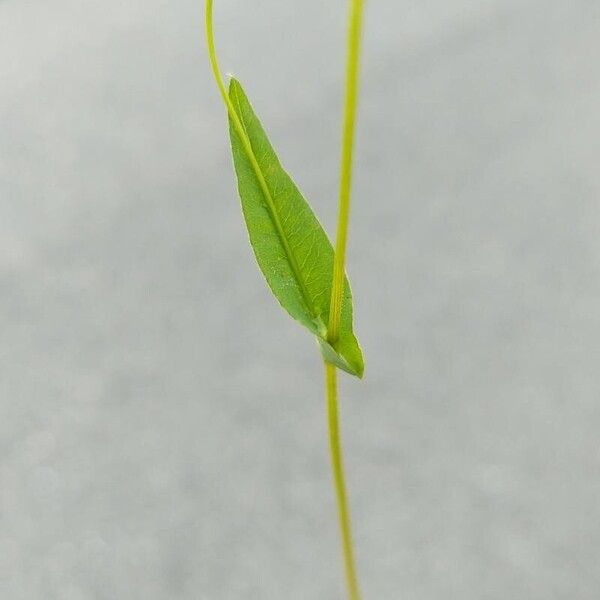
[327,0,365,343]
[325,362,361,600]
[324,1,365,598]
[325,0,363,600]
[323,1,365,596]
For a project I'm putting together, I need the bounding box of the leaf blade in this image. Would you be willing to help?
[227,78,364,378]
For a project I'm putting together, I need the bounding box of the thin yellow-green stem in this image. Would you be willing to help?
[205,0,253,173]
[328,0,365,344]
[325,362,361,600]
[324,1,365,599]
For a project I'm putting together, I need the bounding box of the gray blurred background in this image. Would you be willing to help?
[2,0,600,598]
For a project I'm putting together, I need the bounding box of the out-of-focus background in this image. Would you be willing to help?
[2,0,600,598]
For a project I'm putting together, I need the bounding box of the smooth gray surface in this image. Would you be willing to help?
[2,0,600,598]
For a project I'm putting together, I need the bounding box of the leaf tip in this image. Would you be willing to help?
[318,337,365,379]
[355,360,365,380]
[227,76,241,94]
[349,349,365,379]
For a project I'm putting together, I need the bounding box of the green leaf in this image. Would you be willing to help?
[227,78,364,378]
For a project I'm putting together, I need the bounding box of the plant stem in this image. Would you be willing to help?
[325,362,361,600]
[324,1,365,598]
[328,0,365,344]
